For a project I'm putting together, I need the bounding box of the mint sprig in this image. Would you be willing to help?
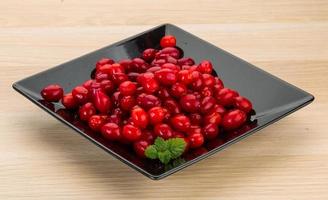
[154,137,167,151]
[145,137,186,164]
[158,150,171,164]
[144,145,157,159]
[167,138,186,159]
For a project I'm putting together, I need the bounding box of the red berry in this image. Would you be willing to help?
[93,90,112,114]
[203,123,219,139]
[213,84,223,97]
[203,112,222,125]
[180,94,200,113]
[190,72,203,91]
[222,109,247,130]
[61,93,78,109]
[88,115,106,131]
[131,107,149,129]
[95,71,110,82]
[100,79,115,94]
[137,72,154,84]
[200,96,216,114]
[72,86,89,104]
[154,68,177,85]
[142,48,157,62]
[99,63,124,75]
[119,95,136,111]
[154,124,173,139]
[79,102,96,121]
[119,81,136,96]
[135,86,144,95]
[122,124,142,141]
[188,133,204,148]
[136,94,161,110]
[161,63,180,73]
[151,58,166,66]
[177,70,193,85]
[142,78,159,94]
[189,113,202,125]
[234,96,253,113]
[178,57,195,66]
[188,125,202,136]
[189,65,198,72]
[111,72,128,85]
[131,58,149,73]
[170,82,187,98]
[140,130,155,144]
[96,58,114,70]
[211,104,226,116]
[198,60,213,74]
[165,56,178,64]
[41,84,63,102]
[107,114,121,125]
[160,47,181,59]
[215,77,224,87]
[89,81,101,93]
[190,69,201,78]
[157,88,171,100]
[111,91,121,107]
[181,65,192,70]
[127,72,140,82]
[146,66,161,73]
[202,74,216,88]
[148,106,166,125]
[193,91,202,99]
[101,123,121,141]
[156,47,180,59]
[82,79,94,91]
[171,114,191,132]
[163,99,181,115]
[160,35,176,48]
[201,86,213,97]
[133,140,149,158]
[162,108,171,122]
[112,107,123,117]
[119,59,133,72]
[216,88,239,106]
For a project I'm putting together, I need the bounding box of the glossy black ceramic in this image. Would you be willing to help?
[13,24,314,180]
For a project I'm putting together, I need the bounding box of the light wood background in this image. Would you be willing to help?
[1,0,328,199]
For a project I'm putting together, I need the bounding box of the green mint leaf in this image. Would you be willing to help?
[167,138,186,159]
[144,145,158,159]
[146,137,186,164]
[158,150,172,164]
[154,137,167,152]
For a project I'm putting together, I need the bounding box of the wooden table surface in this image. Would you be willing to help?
[1,0,328,199]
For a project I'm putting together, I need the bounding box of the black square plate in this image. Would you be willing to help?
[13,24,314,180]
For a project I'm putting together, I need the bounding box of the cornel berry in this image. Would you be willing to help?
[41,84,63,102]
[40,35,253,160]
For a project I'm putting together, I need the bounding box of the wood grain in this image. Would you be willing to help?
[0,0,328,199]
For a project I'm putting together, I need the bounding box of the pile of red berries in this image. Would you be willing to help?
[41,35,253,158]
